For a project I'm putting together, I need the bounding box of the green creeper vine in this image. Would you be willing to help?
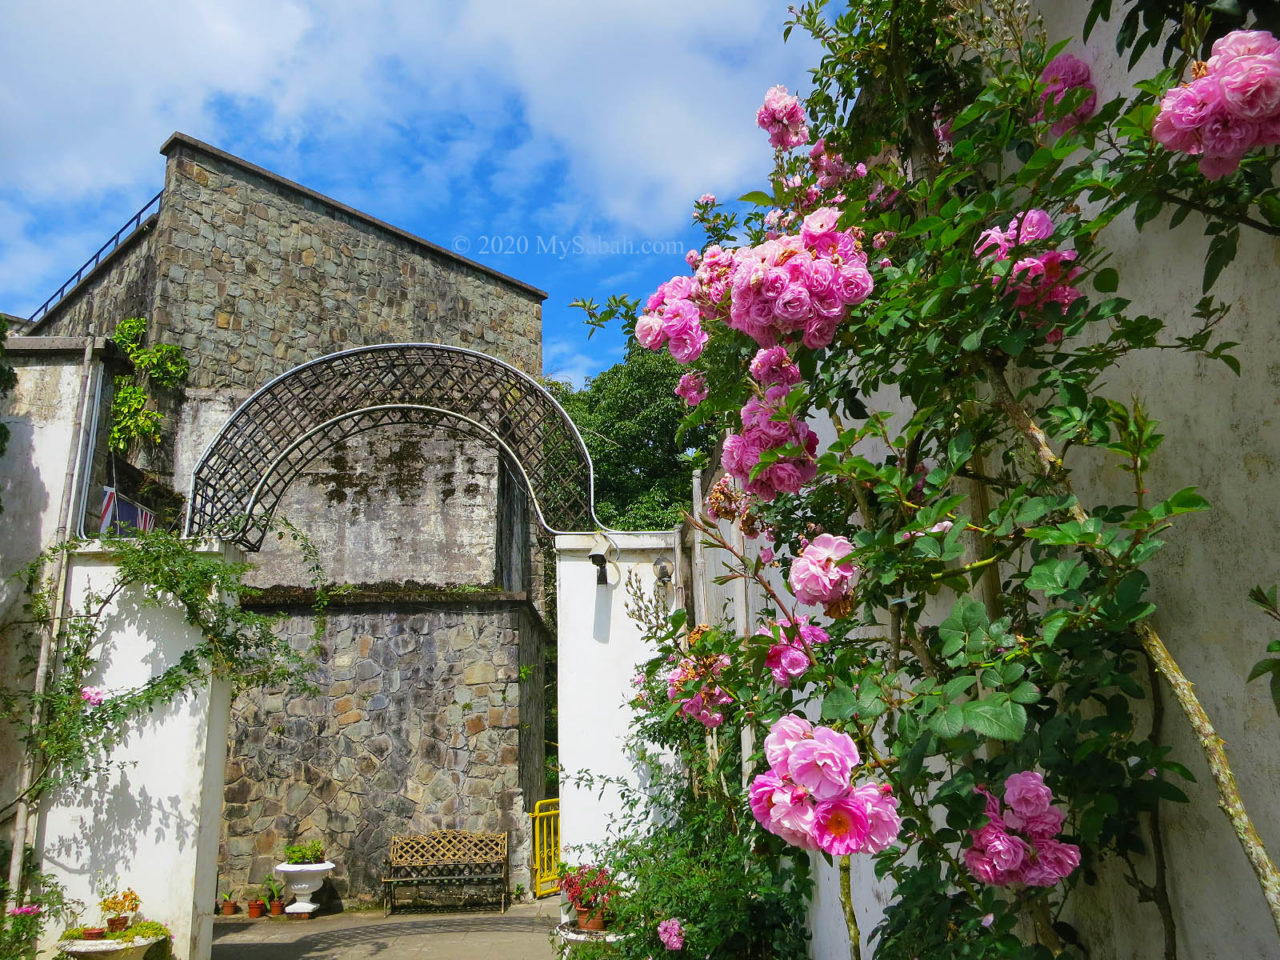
[108,317,188,453]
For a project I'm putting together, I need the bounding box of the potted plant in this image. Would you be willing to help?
[220,892,237,916]
[59,920,171,960]
[262,876,286,916]
[99,887,141,933]
[275,839,335,917]
[561,863,613,931]
[247,890,266,919]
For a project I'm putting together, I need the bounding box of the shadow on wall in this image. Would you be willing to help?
[0,418,51,620]
[592,582,611,645]
[38,590,205,890]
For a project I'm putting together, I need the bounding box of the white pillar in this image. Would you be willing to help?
[554,531,677,856]
[35,543,237,960]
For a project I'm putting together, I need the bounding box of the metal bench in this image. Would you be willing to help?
[382,830,508,915]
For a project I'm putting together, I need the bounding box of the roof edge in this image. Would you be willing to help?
[159,132,548,302]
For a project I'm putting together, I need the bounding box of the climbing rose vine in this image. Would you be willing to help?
[594,3,1280,959]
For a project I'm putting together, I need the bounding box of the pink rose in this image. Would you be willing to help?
[833,264,874,305]
[760,266,790,300]
[852,782,903,853]
[813,795,871,855]
[749,346,802,386]
[802,313,840,350]
[750,771,786,824]
[674,372,708,406]
[657,918,685,950]
[1013,209,1054,243]
[1208,29,1280,72]
[769,783,819,849]
[668,323,709,364]
[979,825,1028,874]
[1199,151,1245,179]
[1003,771,1053,818]
[767,642,811,686]
[763,460,809,497]
[789,533,857,605]
[1218,54,1280,120]
[763,713,813,777]
[806,257,838,297]
[80,686,106,706]
[788,726,860,800]
[964,845,1001,885]
[635,315,667,349]
[974,226,1012,260]
[1006,805,1065,840]
[1202,104,1260,154]
[1030,837,1081,884]
[773,283,813,325]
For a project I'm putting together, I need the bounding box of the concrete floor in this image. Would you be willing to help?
[211,902,561,960]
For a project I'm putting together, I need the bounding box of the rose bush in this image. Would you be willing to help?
[585,2,1280,959]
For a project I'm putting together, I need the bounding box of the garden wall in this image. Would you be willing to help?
[219,599,548,902]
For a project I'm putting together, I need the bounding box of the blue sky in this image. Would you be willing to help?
[1,1,817,386]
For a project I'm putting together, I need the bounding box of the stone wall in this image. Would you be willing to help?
[151,134,543,394]
[245,426,502,591]
[220,600,548,902]
[30,221,157,340]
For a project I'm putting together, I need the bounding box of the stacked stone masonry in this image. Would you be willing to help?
[221,603,546,902]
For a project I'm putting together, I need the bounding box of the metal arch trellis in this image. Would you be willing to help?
[184,343,600,549]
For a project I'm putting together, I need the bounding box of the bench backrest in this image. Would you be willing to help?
[390,831,507,866]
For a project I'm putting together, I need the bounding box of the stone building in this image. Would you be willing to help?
[5,132,553,901]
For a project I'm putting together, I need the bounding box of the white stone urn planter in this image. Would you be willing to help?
[59,936,164,960]
[275,861,336,915]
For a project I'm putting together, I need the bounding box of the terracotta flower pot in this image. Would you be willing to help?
[221,901,236,916]
[247,900,265,918]
[82,928,106,940]
[576,906,605,931]
[107,916,129,932]
[270,900,284,916]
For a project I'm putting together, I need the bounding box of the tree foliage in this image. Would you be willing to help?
[548,343,712,530]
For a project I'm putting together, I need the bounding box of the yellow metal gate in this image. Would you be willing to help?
[530,798,561,897]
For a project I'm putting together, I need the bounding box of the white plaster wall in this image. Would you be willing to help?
[1033,9,1280,956]
[0,357,87,836]
[555,531,678,857]
[0,358,84,614]
[35,546,234,960]
[806,10,1280,956]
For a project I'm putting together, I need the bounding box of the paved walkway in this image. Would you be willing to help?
[211,902,561,960]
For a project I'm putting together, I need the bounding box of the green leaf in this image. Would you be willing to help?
[962,698,1027,740]
[1246,658,1280,683]
[938,596,989,659]
[944,675,978,700]
[1093,268,1119,293]
[822,680,859,721]
[738,190,775,206]
[929,703,967,738]
[1009,681,1041,704]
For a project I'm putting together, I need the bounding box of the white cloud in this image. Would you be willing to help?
[0,0,818,311]
[543,336,624,389]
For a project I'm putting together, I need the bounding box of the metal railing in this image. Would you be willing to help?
[28,190,162,325]
[530,797,561,898]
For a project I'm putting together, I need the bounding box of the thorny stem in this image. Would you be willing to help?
[1138,622,1280,941]
[839,855,863,960]
[983,354,1280,943]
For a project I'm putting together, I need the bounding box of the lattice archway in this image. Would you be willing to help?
[184,343,598,549]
